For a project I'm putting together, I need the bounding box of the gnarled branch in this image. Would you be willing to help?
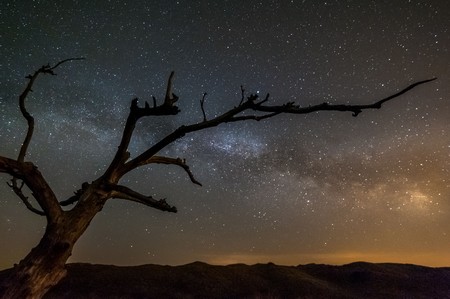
[103,72,182,182]
[7,179,45,216]
[0,157,62,222]
[251,78,437,117]
[109,184,177,213]
[18,57,85,163]
[120,98,255,175]
[120,78,436,178]
[139,156,202,186]
[6,58,84,218]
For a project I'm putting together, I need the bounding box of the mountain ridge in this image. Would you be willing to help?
[1,261,449,298]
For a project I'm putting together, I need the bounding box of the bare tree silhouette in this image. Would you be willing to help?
[0,58,436,298]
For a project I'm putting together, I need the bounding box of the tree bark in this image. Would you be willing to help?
[1,225,73,298]
[0,188,107,299]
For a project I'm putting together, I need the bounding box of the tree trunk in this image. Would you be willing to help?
[0,224,74,298]
[0,189,106,299]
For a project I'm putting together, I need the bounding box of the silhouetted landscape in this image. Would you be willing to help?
[2,261,449,298]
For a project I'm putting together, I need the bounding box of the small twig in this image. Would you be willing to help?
[239,85,245,105]
[164,71,178,106]
[200,92,207,122]
[258,93,270,106]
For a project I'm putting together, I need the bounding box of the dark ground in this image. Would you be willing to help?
[1,262,450,298]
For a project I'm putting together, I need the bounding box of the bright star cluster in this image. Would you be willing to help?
[0,0,449,268]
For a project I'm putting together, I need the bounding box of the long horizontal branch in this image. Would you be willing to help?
[119,78,435,176]
[252,78,437,117]
[109,184,177,213]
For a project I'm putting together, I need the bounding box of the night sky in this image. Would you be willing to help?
[1,0,449,269]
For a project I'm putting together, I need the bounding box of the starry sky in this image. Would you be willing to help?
[0,0,449,269]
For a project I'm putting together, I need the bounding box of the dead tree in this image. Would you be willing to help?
[0,58,436,298]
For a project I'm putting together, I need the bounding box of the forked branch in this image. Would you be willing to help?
[18,57,85,163]
[103,72,182,182]
[0,157,62,222]
[7,179,45,216]
[6,58,84,218]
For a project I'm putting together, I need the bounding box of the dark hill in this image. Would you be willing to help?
[1,262,450,298]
